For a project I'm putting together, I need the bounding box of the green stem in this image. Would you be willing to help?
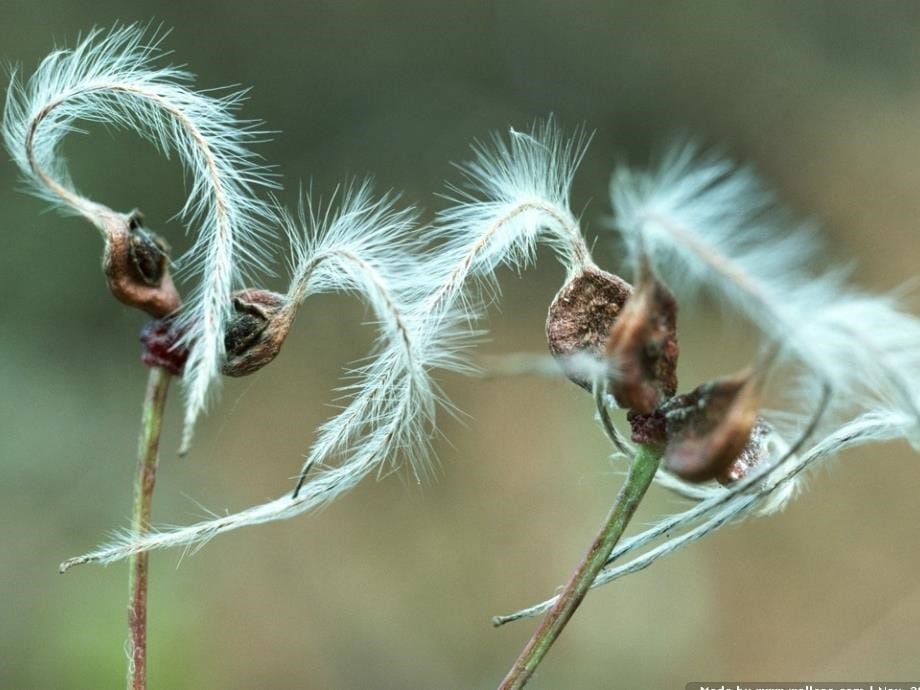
[498,444,662,690]
[127,366,171,690]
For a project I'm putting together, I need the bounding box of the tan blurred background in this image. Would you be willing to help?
[1,2,919,688]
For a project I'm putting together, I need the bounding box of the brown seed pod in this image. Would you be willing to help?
[103,211,180,317]
[661,371,760,482]
[221,289,294,377]
[546,267,633,391]
[606,270,679,414]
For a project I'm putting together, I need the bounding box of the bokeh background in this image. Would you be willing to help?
[2,2,919,688]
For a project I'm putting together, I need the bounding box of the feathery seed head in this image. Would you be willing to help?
[58,114,918,597]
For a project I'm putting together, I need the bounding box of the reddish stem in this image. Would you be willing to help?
[128,366,171,690]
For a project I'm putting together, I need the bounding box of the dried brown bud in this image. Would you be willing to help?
[546,267,633,390]
[221,289,293,377]
[660,371,760,482]
[606,270,679,414]
[103,211,181,317]
[140,317,190,376]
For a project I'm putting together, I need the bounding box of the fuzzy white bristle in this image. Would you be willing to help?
[284,183,448,486]
[425,117,596,324]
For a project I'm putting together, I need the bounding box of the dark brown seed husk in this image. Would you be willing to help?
[546,267,633,391]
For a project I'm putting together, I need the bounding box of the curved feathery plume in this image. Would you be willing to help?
[61,183,470,567]
[282,183,446,488]
[424,117,596,323]
[2,25,278,451]
[609,143,920,443]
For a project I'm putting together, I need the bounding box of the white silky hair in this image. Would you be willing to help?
[424,117,596,325]
[284,182,454,486]
[477,351,618,384]
[62,183,474,566]
[609,142,920,444]
[2,25,278,452]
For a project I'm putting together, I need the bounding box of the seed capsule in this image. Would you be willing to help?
[221,289,293,377]
[103,210,180,317]
[546,267,633,391]
[606,269,679,414]
[661,371,760,482]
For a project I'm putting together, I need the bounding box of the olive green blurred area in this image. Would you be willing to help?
[2,2,919,688]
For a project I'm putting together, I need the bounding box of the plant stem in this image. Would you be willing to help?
[498,444,661,690]
[127,366,172,690]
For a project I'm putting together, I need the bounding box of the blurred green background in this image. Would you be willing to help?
[1,2,919,688]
